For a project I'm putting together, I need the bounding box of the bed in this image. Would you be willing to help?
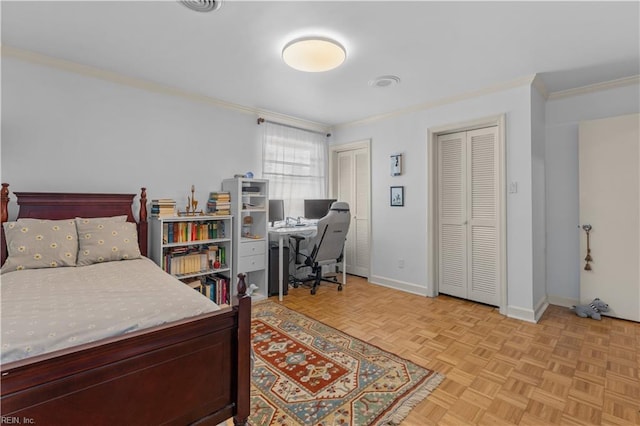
[0,183,251,425]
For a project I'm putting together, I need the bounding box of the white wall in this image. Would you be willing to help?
[332,85,538,318]
[5,53,637,318]
[545,83,640,306]
[1,57,262,220]
[531,85,547,319]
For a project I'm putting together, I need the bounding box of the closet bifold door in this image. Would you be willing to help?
[466,127,499,306]
[338,151,355,273]
[438,131,468,299]
[336,146,370,278]
[437,127,499,307]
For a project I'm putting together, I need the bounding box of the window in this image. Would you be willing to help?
[262,122,328,218]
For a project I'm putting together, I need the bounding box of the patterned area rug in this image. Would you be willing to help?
[250,302,445,426]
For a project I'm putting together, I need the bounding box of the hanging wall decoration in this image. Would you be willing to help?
[390,186,404,207]
[390,154,402,176]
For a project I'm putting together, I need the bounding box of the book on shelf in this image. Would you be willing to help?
[206,245,226,270]
[182,278,203,293]
[162,222,169,244]
[151,198,177,217]
[162,246,209,275]
[206,204,231,216]
[181,274,229,306]
[241,186,260,193]
[209,192,231,200]
[203,274,230,306]
[162,220,226,244]
[207,192,231,215]
[162,244,228,275]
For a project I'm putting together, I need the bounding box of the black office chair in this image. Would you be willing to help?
[292,202,350,295]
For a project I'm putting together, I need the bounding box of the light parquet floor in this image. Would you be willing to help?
[267,275,640,425]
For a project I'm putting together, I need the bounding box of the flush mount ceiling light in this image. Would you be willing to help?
[282,37,346,72]
[369,75,401,88]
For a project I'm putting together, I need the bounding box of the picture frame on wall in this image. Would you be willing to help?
[390,186,404,207]
[390,154,402,176]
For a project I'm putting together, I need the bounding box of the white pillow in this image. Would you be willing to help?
[75,219,141,266]
[1,218,78,273]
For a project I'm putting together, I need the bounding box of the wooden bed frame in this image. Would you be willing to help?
[0,183,251,425]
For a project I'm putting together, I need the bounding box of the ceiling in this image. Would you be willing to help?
[2,1,639,127]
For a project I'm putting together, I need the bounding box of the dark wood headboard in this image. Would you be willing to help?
[1,183,148,264]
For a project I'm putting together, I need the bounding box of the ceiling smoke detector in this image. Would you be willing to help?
[179,0,223,13]
[369,75,401,88]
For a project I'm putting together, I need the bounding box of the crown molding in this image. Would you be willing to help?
[335,74,537,130]
[531,74,549,99]
[1,44,332,134]
[547,75,640,100]
[336,73,640,129]
[5,44,636,132]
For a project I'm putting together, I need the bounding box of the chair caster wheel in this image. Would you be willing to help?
[292,283,299,288]
[338,285,343,291]
[311,288,317,295]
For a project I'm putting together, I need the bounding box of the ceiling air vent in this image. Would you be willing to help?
[368,75,401,88]
[179,0,223,13]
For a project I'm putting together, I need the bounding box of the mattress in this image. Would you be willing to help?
[1,257,220,364]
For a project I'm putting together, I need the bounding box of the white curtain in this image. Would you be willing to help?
[262,121,328,219]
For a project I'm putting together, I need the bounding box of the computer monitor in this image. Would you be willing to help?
[269,199,285,226]
[304,199,337,220]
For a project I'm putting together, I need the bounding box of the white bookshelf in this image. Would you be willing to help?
[222,178,269,301]
[149,215,232,282]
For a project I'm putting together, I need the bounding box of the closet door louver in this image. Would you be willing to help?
[338,152,354,271]
[354,149,370,275]
[438,132,467,299]
[467,127,499,306]
[337,148,370,278]
[438,127,499,306]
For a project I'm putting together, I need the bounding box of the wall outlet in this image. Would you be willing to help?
[398,259,405,268]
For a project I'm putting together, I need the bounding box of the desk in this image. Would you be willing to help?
[268,224,346,301]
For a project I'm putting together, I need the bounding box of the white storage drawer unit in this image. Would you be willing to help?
[238,253,266,272]
[222,177,269,300]
[240,241,266,257]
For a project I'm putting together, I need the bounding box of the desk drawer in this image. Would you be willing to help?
[238,254,265,273]
[240,241,266,257]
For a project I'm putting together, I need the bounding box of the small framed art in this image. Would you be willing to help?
[390,154,402,176]
[390,186,404,207]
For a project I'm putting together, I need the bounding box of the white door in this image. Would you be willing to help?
[437,127,500,306]
[333,144,370,278]
[579,113,639,322]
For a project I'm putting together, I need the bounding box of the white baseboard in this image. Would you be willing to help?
[506,296,550,323]
[547,295,579,308]
[367,277,553,324]
[368,275,430,297]
[506,305,537,323]
[534,297,550,322]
